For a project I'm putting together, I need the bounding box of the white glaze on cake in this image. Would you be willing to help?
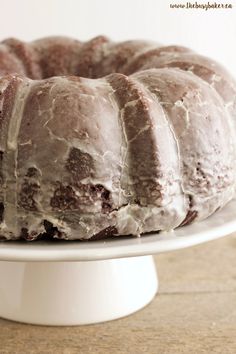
[0,36,235,240]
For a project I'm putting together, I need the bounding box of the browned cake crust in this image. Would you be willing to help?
[0,36,235,240]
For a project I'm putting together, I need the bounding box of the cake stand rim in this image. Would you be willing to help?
[0,199,235,262]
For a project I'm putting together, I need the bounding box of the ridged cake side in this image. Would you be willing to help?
[0,36,235,240]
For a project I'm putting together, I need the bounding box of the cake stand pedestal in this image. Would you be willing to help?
[0,256,157,325]
[0,199,236,326]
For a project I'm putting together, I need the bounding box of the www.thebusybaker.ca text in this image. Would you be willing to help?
[170,1,233,10]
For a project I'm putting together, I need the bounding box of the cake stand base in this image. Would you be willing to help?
[0,255,158,326]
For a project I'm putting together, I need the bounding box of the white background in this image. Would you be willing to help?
[1,0,236,76]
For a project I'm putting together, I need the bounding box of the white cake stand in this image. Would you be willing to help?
[0,199,236,326]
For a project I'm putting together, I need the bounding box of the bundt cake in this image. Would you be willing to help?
[0,35,235,241]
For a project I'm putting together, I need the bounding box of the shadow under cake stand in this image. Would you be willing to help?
[0,199,235,326]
